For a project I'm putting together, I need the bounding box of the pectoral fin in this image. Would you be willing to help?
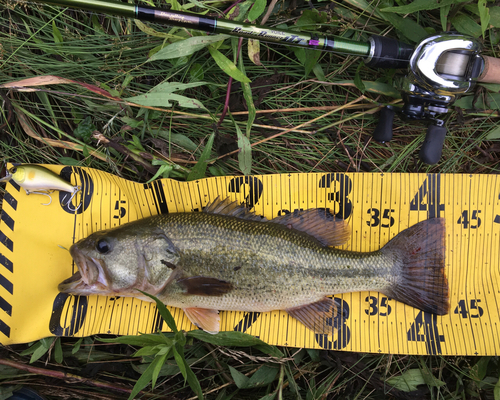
[184,307,220,334]
[177,276,234,296]
[286,297,339,334]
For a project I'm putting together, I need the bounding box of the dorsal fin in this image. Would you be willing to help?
[271,208,350,247]
[204,197,266,222]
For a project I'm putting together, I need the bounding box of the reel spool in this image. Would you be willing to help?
[372,33,487,164]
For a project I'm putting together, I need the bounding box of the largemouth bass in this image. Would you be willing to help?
[59,198,448,334]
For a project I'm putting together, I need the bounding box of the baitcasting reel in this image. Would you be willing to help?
[371,33,500,164]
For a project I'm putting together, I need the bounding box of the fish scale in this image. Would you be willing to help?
[157,212,393,311]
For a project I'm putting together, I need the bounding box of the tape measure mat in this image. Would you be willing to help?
[0,166,498,356]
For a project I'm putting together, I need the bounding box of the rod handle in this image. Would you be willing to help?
[419,124,447,164]
[478,56,500,84]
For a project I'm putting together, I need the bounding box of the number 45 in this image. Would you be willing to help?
[457,210,481,229]
[454,299,484,318]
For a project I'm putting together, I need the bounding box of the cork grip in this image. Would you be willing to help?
[478,56,500,83]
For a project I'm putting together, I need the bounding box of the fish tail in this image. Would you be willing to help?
[382,218,448,315]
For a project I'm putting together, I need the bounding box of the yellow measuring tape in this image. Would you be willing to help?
[0,165,497,356]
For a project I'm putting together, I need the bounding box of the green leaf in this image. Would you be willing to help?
[440,4,451,31]
[73,116,95,144]
[245,366,279,388]
[248,39,262,66]
[53,337,63,364]
[480,83,500,92]
[419,361,445,388]
[149,34,229,61]
[173,346,188,382]
[189,63,205,81]
[187,131,215,181]
[306,349,320,362]
[153,130,198,152]
[248,0,266,21]
[332,80,400,98]
[138,291,178,333]
[52,21,63,44]
[0,364,21,380]
[238,56,256,137]
[134,344,169,357]
[185,359,204,399]
[152,353,168,389]
[470,357,491,382]
[229,366,279,389]
[489,7,500,28]
[455,92,500,109]
[304,49,321,77]
[312,63,326,82]
[381,0,457,13]
[478,0,491,38]
[229,365,249,389]
[494,373,500,400]
[208,47,251,83]
[146,164,173,183]
[354,63,366,93]
[30,340,51,364]
[124,92,206,110]
[233,117,252,175]
[259,393,277,400]
[381,13,428,42]
[387,369,426,392]
[128,355,164,400]
[58,157,81,166]
[187,331,284,357]
[295,9,328,28]
[72,338,83,354]
[485,126,500,139]
[99,333,169,346]
[150,81,209,94]
[241,82,256,137]
[451,14,482,37]
[130,135,145,152]
[20,342,41,356]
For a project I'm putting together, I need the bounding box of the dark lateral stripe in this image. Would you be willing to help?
[0,319,10,337]
[0,254,13,273]
[1,211,14,231]
[0,274,13,294]
[0,297,12,316]
[3,193,17,210]
[8,180,20,192]
[0,232,13,252]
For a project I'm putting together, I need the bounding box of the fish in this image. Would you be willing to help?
[59,197,448,334]
[1,164,80,207]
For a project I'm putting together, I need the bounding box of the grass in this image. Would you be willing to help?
[1,0,500,398]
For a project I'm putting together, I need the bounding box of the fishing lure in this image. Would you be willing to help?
[0,165,81,209]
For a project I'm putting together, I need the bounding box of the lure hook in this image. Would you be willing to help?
[61,186,82,212]
[24,189,54,206]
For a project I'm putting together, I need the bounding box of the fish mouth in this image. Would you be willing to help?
[59,247,111,295]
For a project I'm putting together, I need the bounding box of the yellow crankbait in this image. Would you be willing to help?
[0,165,80,208]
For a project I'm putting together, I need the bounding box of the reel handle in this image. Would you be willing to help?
[419,124,447,164]
[372,106,395,143]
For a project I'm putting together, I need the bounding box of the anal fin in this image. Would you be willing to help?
[286,297,340,334]
[184,307,220,334]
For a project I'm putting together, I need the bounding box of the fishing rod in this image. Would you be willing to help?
[30,0,500,163]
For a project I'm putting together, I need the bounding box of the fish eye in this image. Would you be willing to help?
[9,167,16,174]
[96,239,111,254]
